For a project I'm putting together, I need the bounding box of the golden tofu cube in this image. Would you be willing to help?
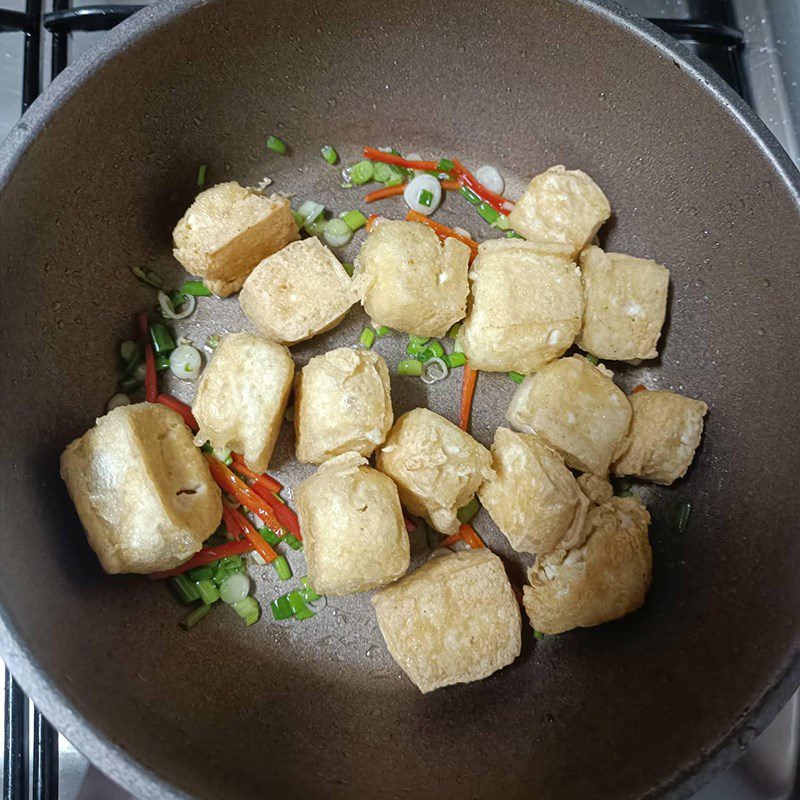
[192,332,294,474]
[296,453,410,595]
[506,355,632,475]
[172,182,299,297]
[294,347,393,464]
[60,404,222,574]
[458,239,583,373]
[508,165,611,256]
[372,549,521,693]
[239,237,357,345]
[613,389,708,485]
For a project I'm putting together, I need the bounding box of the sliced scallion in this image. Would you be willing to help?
[445,352,467,368]
[272,555,292,581]
[437,158,455,173]
[266,135,287,154]
[131,265,163,288]
[398,359,423,377]
[232,596,260,625]
[341,209,367,231]
[149,323,176,354]
[417,188,434,207]
[477,203,501,225]
[373,162,392,183]
[188,565,214,582]
[508,372,525,384]
[180,603,211,630]
[359,328,375,349]
[197,579,220,605]
[120,340,139,365]
[180,280,212,297]
[342,262,354,277]
[320,144,338,164]
[300,577,321,603]
[505,230,525,239]
[287,590,309,616]
[424,341,445,360]
[270,594,293,620]
[323,218,352,247]
[294,608,315,621]
[118,375,142,393]
[447,322,461,339]
[586,354,600,365]
[675,501,692,534]
[533,630,545,641]
[283,533,303,551]
[170,574,201,604]
[304,217,327,237]
[349,160,374,185]
[260,527,281,547]
[420,357,448,385]
[197,164,207,188]
[297,200,324,224]
[219,572,250,605]
[460,186,482,206]
[457,497,480,524]
[376,325,390,337]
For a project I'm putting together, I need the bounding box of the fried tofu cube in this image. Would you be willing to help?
[354,221,470,337]
[507,166,611,256]
[576,245,670,361]
[613,390,708,485]
[60,404,222,574]
[458,240,583,373]
[296,453,409,595]
[576,472,614,505]
[506,355,632,475]
[478,428,588,556]
[172,182,299,297]
[376,408,494,536]
[294,347,393,464]
[192,332,294,474]
[372,549,521,693]
[239,237,357,345]
[523,497,652,634]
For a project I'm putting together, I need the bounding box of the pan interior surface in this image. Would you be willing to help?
[1,1,799,799]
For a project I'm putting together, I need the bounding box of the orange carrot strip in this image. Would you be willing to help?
[631,384,647,394]
[459,523,485,549]
[440,532,462,548]
[453,158,514,214]
[148,539,253,579]
[365,184,406,203]
[459,364,478,431]
[230,455,282,493]
[441,180,461,191]
[405,210,479,261]
[227,507,278,564]
[157,394,198,432]
[258,490,302,540]
[365,213,381,231]
[363,146,438,171]
[138,311,158,403]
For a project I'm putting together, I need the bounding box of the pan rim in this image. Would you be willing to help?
[0,1,798,798]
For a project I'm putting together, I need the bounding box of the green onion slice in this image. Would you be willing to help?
[267,135,287,154]
[131,265,163,288]
[457,497,480,524]
[170,575,201,604]
[398,359,423,377]
[180,603,211,631]
[323,218,353,247]
[273,555,292,581]
[341,209,367,231]
[320,145,338,164]
[232,596,260,625]
[197,164,208,187]
[349,160,375,185]
[445,352,467,368]
[675,501,692,534]
[359,328,375,349]
[508,372,525,384]
[149,323,176,355]
[180,280,212,297]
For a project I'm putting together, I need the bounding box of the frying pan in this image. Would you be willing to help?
[1,1,799,798]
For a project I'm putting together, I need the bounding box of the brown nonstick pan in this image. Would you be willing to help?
[1,1,799,798]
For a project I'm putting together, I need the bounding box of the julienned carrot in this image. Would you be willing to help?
[258,489,302,540]
[365,184,406,203]
[459,364,478,431]
[365,213,381,231]
[138,311,158,403]
[148,539,253,579]
[225,507,278,564]
[363,146,438,171]
[440,180,461,191]
[459,523,485,549]
[230,455,282,493]
[205,456,283,533]
[631,384,647,394]
[440,531,461,548]
[157,394,198,431]
[453,158,514,214]
[405,210,479,261]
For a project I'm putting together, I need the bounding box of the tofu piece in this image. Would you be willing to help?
[354,221,470,337]
[523,497,652,634]
[192,332,294,474]
[172,182,299,297]
[478,428,588,556]
[508,165,611,256]
[576,245,670,361]
[60,404,222,574]
[506,355,632,475]
[239,237,357,345]
[576,472,614,505]
[294,347,393,464]
[458,240,583,373]
[372,549,521,693]
[613,390,708,485]
[376,408,494,536]
[296,453,409,595]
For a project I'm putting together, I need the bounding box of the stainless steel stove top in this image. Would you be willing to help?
[1,1,798,799]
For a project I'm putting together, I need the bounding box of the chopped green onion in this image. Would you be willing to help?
[170,575,201,604]
[300,577,321,602]
[206,332,223,350]
[219,572,250,605]
[323,218,353,247]
[294,608,315,621]
[218,555,244,571]
[287,590,310,616]
[447,322,461,339]
[120,340,139,365]
[304,217,327,237]
[373,162,393,183]
[445,352,467,368]
[477,203,501,225]
[505,230,524,239]
[406,341,428,357]
[118,375,142,393]
[342,262,354,277]
[232,596,260,625]
[457,497,480,523]
[283,533,303,551]
[349,160,374,185]
[270,594,293,620]
[298,200,325,224]
[196,579,220,605]
[437,158,455,173]
[320,145,338,164]
[341,209,367,231]
[508,371,525,384]
[180,280,212,297]
[197,164,207,187]
[376,325,390,337]
[267,135,287,154]
[210,445,232,464]
[424,341,445,360]
[359,328,375,349]
[188,565,214,582]
[169,289,186,310]
[586,354,600,365]
[533,630,545,641]
[149,323,175,354]
[675,501,692,534]
[292,209,305,227]
[131,265,163,288]
[384,175,405,187]
[180,603,211,630]
[460,186,482,206]
[417,188,434,208]
[398,359,423,377]
[272,555,292,581]
[155,354,170,372]
[492,214,511,231]
[260,527,281,547]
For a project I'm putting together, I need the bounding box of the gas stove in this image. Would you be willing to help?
[1,2,798,799]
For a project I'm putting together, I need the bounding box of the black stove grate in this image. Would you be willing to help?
[0,3,748,798]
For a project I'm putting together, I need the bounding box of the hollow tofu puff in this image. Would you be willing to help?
[478,429,588,556]
[458,240,583,373]
[355,221,470,337]
[506,356,632,475]
[508,166,611,256]
[523,497,652,634]
[294,347,392,464]
[60,404,222,574]
[172,182,299,297]
[613,390,708,485]
[372,549,521,693]
[576,472,614,505]
[377,408,494,536]
[576,245,670,361]
[239,237,357,345]
[296,453,409,595]
[192,332,294,474]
